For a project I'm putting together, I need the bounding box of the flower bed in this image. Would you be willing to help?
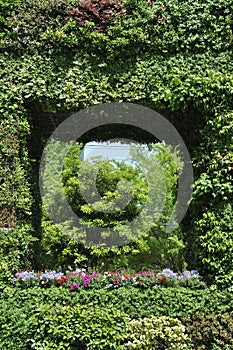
[13,268,206,290]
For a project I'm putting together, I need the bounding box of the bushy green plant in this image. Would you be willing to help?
[124,315,187,349]
[31,303,128,349]
[0,87,36,282]
[0,227,37,284]
[182,313,233,350]
[195,204,233,287]
[1,285,232,320]
[191,111,233,286]
[0,293,128,349]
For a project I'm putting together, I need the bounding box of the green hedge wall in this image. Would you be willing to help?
[0,0,232,285]
[1,285,232,319]
[0,285,232,349]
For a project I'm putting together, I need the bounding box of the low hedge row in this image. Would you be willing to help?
[0,285,233,349]
[1,285,232,319]
[0,301,189,349]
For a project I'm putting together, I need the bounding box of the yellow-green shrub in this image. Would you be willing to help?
[124,315,188,349]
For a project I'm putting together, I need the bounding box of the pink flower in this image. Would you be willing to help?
[70,283,80,291]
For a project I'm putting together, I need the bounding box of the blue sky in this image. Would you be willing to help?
[83,141,132,162]
[82,140,152,165]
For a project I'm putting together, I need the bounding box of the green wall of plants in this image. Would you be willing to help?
[0,0,232,285]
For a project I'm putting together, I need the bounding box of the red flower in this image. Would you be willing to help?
[57,275,69,285]
[156,276,168,284]
[57,279,64,285]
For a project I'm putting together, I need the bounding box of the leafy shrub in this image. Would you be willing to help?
[31,303,128,349]
[193,203,233,288]
[0,227,37,284]
[124,315,187,349]
[190,112,233,287]
[0,295,128,349]
[182,313,233,350]
[1,285,232,320]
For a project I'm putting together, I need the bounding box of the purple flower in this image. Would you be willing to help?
[160,269,178,279]
[179,270,201,281]
[82,275,91,287]
[14,271,35,281]
[70,283,80,291]
[40,271,63,281]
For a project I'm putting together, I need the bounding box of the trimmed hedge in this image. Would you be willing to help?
[1,285,233,319]
[0,285,233,349]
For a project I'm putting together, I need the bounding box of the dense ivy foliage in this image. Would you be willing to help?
[0,0,232,286]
